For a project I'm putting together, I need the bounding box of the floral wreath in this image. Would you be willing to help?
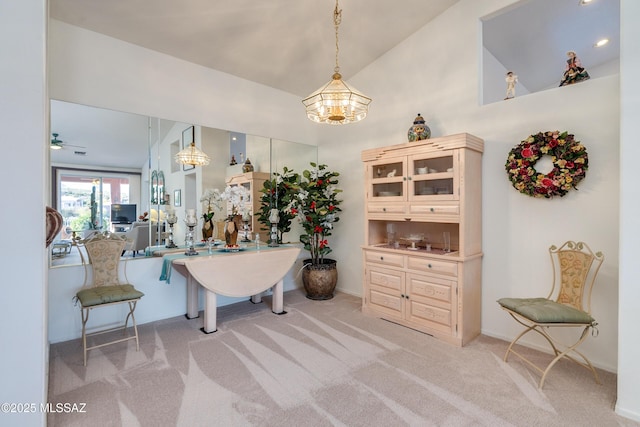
[505,131,588,198]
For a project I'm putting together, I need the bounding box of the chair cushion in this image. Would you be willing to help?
[76,285,144,307]
[497,297,594,324]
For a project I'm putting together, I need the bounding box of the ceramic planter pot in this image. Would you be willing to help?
[302,259,338,300]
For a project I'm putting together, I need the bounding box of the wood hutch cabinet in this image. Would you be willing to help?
[361,133,483,346]
[225,172,270,238]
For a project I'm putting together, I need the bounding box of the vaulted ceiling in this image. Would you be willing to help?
[50,0,461,97]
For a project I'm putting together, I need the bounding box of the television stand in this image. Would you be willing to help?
[111,223,133,233]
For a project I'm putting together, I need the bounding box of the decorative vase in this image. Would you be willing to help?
[302,259,338,300]
[45,206,63,248]
[224,215,241,246]
[202,218,215,240]
[408,113,431,142]
[242,158,254,173]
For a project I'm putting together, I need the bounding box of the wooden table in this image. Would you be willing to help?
[171,246,300,333]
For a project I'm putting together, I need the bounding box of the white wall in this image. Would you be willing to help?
[48,20,318,148]
[616,0,640,421]
[318,0,620,374]
[48,256,305,343]
[0,1,48,426]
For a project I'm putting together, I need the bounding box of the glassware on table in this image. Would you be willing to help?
[165,214,178,248]
[184,215,198,256]
[386,223,397,246]
[443,231,451,253]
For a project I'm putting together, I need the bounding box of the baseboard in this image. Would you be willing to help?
[614,405,640,423]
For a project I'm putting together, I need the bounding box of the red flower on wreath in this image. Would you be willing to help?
[521,147,534,158]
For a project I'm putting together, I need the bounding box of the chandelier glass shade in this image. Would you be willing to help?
[174,142,210,166]
[302,0,371,125]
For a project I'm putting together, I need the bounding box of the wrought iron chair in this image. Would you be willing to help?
[497,241,604,388]
[75,232,144,366]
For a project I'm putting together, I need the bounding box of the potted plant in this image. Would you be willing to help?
[200,188,222,240]
[257,166,300,245]
[220,184,250,247]
[285,162,342,300]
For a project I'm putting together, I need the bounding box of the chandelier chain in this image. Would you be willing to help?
[334,0,342,74]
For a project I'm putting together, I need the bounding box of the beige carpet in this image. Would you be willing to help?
[48,291,636,426]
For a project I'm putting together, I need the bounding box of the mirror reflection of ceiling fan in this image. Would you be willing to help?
[50,133,86,150]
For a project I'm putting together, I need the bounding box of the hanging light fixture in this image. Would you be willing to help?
[302,0,371,125]
[174,141,210,166]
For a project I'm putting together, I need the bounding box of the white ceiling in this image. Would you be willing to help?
[49,0,619,169]
[50,100,150,169]
[49,0,460,97]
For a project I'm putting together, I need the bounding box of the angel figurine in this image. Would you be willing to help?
[505,71,518,100]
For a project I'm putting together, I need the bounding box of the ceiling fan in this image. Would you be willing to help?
[50,133,86,150]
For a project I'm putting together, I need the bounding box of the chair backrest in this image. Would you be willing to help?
[81,233,128,288]
[549,241,604,314]
[126,223,150,251]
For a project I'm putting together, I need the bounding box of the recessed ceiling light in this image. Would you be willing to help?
[595,38,609,47]
[579,0,594,5]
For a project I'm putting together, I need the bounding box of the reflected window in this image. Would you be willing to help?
[54,168,135,237]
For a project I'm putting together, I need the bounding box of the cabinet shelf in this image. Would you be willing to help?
[369,243,459,257]
[225,172,270,238]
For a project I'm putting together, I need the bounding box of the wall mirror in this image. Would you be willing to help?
[49,99,317,267]
[481,0,619,105]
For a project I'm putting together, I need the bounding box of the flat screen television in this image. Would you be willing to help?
[111,204,137,224]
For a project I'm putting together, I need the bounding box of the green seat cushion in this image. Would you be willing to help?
[497,297,594,324]
[76,285,144,307]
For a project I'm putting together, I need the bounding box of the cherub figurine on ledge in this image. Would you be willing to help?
[559,50,590,87]
[505,71,518,100]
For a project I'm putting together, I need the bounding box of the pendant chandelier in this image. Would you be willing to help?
[302,0,371,125]
[174,142,210,166]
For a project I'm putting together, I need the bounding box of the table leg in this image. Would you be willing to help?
[202,290,217,333]
[251,293,262,304]
[272,279,284,314]
[186,274,199,319]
